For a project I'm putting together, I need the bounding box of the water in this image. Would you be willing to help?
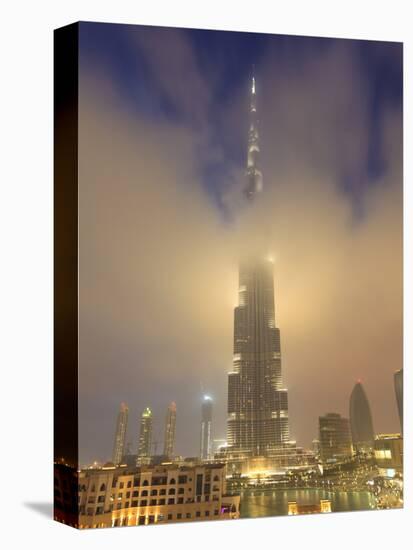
[240,488,377,518]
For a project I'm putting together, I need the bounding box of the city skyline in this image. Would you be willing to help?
[78,24,402,465]
[103,365,400,467]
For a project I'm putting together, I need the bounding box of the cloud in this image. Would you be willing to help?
[77,33,402,463]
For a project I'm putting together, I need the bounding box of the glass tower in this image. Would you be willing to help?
[137,407,153,465]
[163,401,177,458]
[319,413,353,463]
[112,402,129,465]
[349,381,375,452]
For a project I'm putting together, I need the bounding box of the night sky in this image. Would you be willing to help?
[77,22,402,465]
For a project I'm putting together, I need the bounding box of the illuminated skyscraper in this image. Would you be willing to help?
[226,73,290,458]
[349,381,375,452]
[200,395,213,460]
[112,402,129,465]
[137,407,153,465]
[394,369,403,433]
[319,413,353,463]
[244,69,263,200]
[163,401,177,458]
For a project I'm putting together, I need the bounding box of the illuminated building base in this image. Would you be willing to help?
[288,499,332,515]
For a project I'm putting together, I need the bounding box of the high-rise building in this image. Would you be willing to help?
[244,70,263,200]
[349,381,375,452]
[112,402,129,465]
[319,413,353,463]
[227,258,290,456]
[200,395,213,460]
[226,72,290,459]
[394,369,403,433]
[137,407,153,465]
[163,401,177,458]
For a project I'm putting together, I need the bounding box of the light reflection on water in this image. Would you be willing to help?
[240,488,376,518]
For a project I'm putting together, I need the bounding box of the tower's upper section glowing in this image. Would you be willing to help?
[245,69,263,199]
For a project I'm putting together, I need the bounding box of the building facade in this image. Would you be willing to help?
[319,413,353,463]
[112,402,129,465]
[163,401,177,458]
[137,407,153,466]
[54,462,79,527]
[374,434,403,477]
[288,499,331,515]
[244,72,263,199]
[77,463,240,528]
[349,382,375,452]
[394,369,403,433]
[200,396,213,460]
[226,74,289,460]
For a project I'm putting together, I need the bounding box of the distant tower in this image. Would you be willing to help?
[163,401,177,458]
[200,395,213,460]
[394,369,403,433]
[349,381,375,452]
[137,407,153,465]
[112,402,128,465]
[319,413,353,463]
[312,439,320,459]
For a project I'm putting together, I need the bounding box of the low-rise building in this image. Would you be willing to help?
[374,434,403,477]
[77,462,240,528]
[288,499,331,515]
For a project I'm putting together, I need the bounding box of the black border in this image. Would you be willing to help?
[54,22,79,471]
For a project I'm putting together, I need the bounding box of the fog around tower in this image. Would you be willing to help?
[78,26,402,464]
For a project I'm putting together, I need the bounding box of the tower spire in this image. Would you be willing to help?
[245,66,263,200]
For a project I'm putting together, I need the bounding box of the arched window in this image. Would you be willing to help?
[141,490,148,497]
[100,484,106,492]
[168,488,175,495]
[169,478,176,484]
[142,480,149,486]
[213,475,219,482]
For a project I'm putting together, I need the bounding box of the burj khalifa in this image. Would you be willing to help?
[226,73,290,461]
